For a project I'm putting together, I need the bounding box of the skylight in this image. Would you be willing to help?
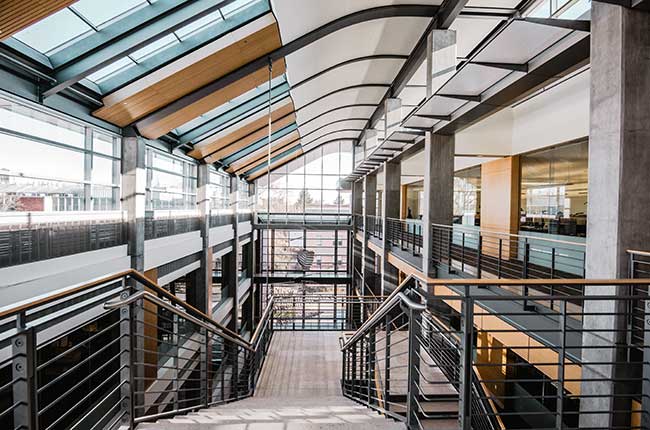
[13,8,93,54]
[71,0,148,29]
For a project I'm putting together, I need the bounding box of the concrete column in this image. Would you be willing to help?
[426,30,456,97]
[186,164,212,313]
[581,5,650,429]
[121,134,146,272]
[224,177,240,331]
[384,98,402,137]
[361,174,377,297]
[421,133,454,278]
[381,160,401,294]
[353,180,363,215]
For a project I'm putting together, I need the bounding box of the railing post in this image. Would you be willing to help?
[522,242,534,311]
[477,235,482,279]
[557,300,567,429]
[367,328,376,406]
[497,238,502,278]
[406,307,422,429]
[119,288,134,428]
[201,327,209,408]
[384,313,391,413]
[458,289,474,430]
[12,312,36,430]
[461,232,466,272]
[642,297,650,430]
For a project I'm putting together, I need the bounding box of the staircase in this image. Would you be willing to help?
[137,331,406,429]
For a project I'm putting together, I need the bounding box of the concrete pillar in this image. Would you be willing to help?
[421,133,454,278]
[381,160,401,294]
[121,134,146,272]
[426,29,456,97]
[224,177,240,331]
[581,5,650,429]
[186,164,212,313]
[353,180,363,215]
[385,98,402,137]
[361,174,377,297]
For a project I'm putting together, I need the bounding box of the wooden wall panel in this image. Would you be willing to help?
[0,0,76,40]
[228,130,301,174]
[190,100,294,159]
[480,156,520,258]
[94,22,283,133]
[204,107,294,164]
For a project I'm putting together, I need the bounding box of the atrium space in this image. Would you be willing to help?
[0,1,649,430]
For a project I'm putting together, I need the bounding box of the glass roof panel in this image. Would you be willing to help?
[130,34,179,62]
[13,8,93,54]
[175,10,223,40]
[71,0,148,28]
[87,56,137,84]
[221,0,262,18]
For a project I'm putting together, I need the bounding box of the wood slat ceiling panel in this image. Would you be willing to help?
[0,0,76,41]
[229,130,301,175]
[204,107,295,164]
[93,21,283,132]
[248,149,303,181]
[189,100,294,159]
[139,59,286,139]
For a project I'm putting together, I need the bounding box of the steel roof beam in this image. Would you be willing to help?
[133,4,439,131]
[43,0,243,97]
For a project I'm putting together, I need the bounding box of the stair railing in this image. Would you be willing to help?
[0,269,272,430]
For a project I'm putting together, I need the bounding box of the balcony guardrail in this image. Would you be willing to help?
[386,217,423,256]
[144,210,201,240]
[272,293,384,331]
[256,213,352,225]
[341,275,650,430]
[0,211,127,268]
[366,214,382,239]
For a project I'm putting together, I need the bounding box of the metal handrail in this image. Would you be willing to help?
[341,273,428,349]
[251,297,274,348]
[0,268,248,347]
[104,290,254,352]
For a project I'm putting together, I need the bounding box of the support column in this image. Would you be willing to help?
[421,133,454,278]
[581,5,650,429]
[361,174,377,297]
[226,177,240,332]
[122,133,146,272]
[381,160,401,294]
[186,164,212,313]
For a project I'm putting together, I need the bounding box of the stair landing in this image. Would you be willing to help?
[140,332,405,429]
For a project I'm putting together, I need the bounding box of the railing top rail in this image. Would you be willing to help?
[250,296,273,348]
[105,290,254,352]
[628,249,650,258]
[435,277,650,286]
[0,268,249,348]
[430,222,586,248]
[341,273,429,349]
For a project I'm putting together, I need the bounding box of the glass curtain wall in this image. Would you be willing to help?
[520,140,588,237]
[145,148,197,210]
[261,229,348,275]
[255,141,353,223]
[0,95,121,214]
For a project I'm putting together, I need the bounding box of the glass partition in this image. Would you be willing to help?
[520,140,588,237]
[454,165,481,226]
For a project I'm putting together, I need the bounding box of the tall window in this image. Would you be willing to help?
[0,95,120,212]
[255,141,353,220]
[146,148,197,210]
[209,168,230,212]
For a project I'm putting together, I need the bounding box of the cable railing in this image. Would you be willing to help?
[366,214,383,239]
[386,217,423,256]
[272,293,384,331]
[0,269,273,430]
[342,276,650,430]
